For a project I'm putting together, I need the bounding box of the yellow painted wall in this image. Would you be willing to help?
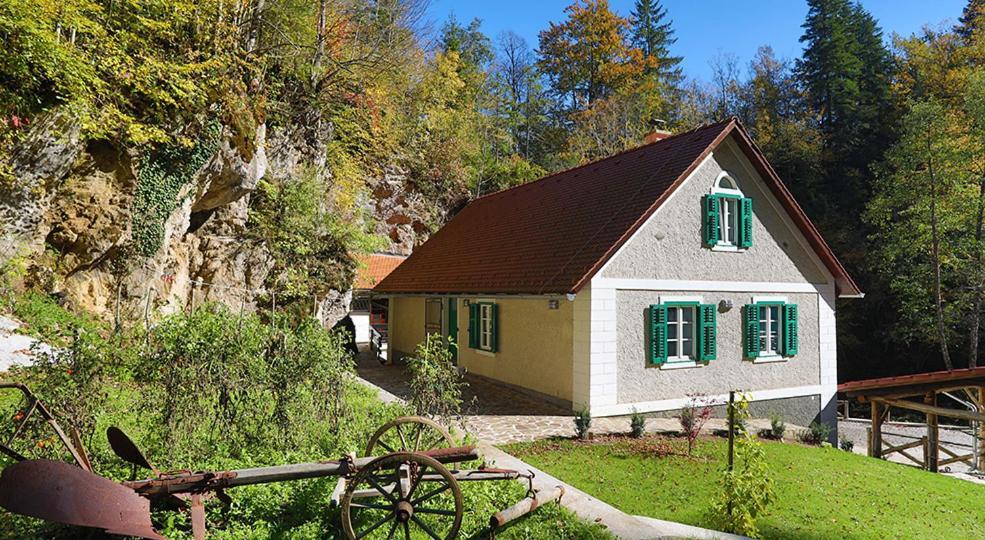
[457,297,574,403]
[389,296,426,358]
[387,295,575,404]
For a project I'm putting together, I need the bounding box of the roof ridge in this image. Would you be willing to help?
[469,119,735,205]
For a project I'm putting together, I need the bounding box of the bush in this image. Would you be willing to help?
[679,393,713,456]
[407,333,468,419]
[713,392,776,538]
[575,408,592,440]
[840,436,854,452]
[798,421,833,446]
[767,412,786,440]
[630,409,646,438]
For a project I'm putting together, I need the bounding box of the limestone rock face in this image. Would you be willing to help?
[1,109,438,324]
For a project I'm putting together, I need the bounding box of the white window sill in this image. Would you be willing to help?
[476,349,496,358]
[711,244,741,252]
[660,359,701,370]
[752,355,787,364]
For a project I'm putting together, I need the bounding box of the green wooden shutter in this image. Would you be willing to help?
[744,304,760,358]
[698,304,717,361]
[783,304,799,356]
[489,303,499,353]
[468,303,479,349]
[649,304,668,364]
[739,197,753,248]
[703,195,720,246]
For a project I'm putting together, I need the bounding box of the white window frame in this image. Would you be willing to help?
[751,295,787,363]
[658,295,703,369]
[478,302,495,353]
[711,171,744,252]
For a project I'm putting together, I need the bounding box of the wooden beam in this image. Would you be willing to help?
[938,444,974,467]
[882,438,926,455]
[870,401,883,458]
[872,397,985,423]
[846,380,985,400]
[925,392,939,473]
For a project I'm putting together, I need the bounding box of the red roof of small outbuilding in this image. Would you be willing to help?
[354,253,406,290]
[375,119,861,297]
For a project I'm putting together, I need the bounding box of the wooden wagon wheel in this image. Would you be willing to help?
[364,416,456,457]
[341,452,464,540]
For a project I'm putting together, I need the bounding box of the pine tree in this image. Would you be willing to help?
[629,0,683,84]
[957,0,985,38]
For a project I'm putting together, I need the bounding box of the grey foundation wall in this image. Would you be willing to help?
[641,394,823,429]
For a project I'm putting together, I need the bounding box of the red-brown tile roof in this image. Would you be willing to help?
[355,253,406,290]
[838,367,985,395]
[375,119,861,297]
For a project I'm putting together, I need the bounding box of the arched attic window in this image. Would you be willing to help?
[703,171,753,249]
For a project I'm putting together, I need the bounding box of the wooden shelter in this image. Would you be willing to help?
[840,368,985,472]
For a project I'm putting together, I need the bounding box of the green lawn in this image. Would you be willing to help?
[505,436,985,539]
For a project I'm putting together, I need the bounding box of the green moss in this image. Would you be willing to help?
[506,437,985,539]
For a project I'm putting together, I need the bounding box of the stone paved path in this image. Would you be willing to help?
[355,347,797,443]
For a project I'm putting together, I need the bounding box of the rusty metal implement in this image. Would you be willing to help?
[0,459,164,539]
[0,385,553,540]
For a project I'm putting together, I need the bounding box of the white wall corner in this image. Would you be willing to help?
[585,278,619,412]
[818,283,838,412]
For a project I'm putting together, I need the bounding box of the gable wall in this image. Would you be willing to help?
[601,138,830,284]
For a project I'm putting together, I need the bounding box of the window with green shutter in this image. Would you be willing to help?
[649,301,716,365]
[744,301,799,359]
[469,301,498,353]
[706,173,752,249]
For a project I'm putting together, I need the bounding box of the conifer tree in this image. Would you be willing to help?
[629,0,683,85]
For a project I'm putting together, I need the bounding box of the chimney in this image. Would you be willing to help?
[643,118,671,144]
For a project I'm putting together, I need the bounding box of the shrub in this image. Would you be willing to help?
[767,412,786,440]
[630,409,646,438]
[575,408,592,440]
[679,393,713,456]
[713,392,776,538]
[839,437,854,452]
[798,421,832,446]
[407,334,467,419]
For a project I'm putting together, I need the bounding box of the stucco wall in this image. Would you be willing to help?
[457,297,575,403]
[615,289,820,404]
[601,138,829,284]
[389,296,426,358]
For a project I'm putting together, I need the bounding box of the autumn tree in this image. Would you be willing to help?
[538,0,646,111]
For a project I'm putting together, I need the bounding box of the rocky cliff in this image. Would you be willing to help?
[0,110,434,325]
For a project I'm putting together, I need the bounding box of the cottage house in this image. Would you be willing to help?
[373,119,861,431]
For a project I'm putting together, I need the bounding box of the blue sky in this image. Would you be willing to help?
[425,0,967,81]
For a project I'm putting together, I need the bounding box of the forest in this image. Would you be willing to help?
[1,0,984,381]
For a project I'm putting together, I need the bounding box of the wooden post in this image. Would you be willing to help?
[870,401,883,458]
[978,387,985,470]
[727,391,735,472]
[925,391,939,473]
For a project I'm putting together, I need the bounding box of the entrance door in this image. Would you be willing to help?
[425,299,443,336]
[447,298,458,363]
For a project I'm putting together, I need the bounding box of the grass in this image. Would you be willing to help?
[506,436,985,539]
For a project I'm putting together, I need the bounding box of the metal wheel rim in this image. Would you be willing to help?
[340,452,464,540]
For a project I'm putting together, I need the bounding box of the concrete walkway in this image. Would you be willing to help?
[0,315,46,372]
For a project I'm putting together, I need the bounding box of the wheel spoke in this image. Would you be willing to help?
[415,507,458,516]
[365,474,399,504]
[377,439,395,453]
[413,423,424,451]
[410,515,443,540]
[356,512,395,540]
[403,521,410,540]
[396,424,409,451]
[411,483,451,506]
[386,520,399,540]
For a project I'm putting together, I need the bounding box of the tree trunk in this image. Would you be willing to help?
[972,174,985,368]
[245,0,264,53]
[312,0,327,77]
[928,135,953,370]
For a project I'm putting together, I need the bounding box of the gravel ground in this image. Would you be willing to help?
[839,418,985,483]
